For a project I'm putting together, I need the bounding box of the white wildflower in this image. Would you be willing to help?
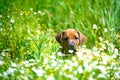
[76,51,84,60]
[51,52,55,55]
[104,28,108,32]
[108,43,114,52]
[58,59,64,64]
[30,8,33,11]
[34,12,37,15]
[20,70,24,74]
[82,49,92,54]
[11,62,17,67]
[24,60,29,64]
[89,75,94,80]
[114,72,120,79]
[98,74,105,78]
[65,60,72,64]
[10,18,15,23]
[0,60,3,65]
[96,66,106,74]
[32,67,45,77]
[24,60,29,67]
[3,72,8,78]
[110,62,116,66]
[90,61,98,68]
[43,58,49,64]
[72,57,76,61]
[68,50,74,53]
[105,40,109,44]
[63,73,74,79]
[20,12,23,16]
[45,64,50,70]
[110,28,114,31]
[72,61,78,67]
[4,68,16,76]
[57,52,63,56]
[50,55,56,59]
[93,47,98,51]
[77,66,83,73]
[83,61,89,69]
[111,53,117,59]
[1,51,5,56]
[23,76,28,80]
[71,77,78,80]
[46,75,55,80]
[29,59,35,62]
[59,71,63,76]
[51,60,57,67]
[102,55,109,65]
[113,66,118,71]
[63,64,69,70]
[38,10,42,14]
[99,47,104,51]
[93,24,98,30]
[73,70,78,75]
[99,37,103,41]
[114,48,118,55]
[93,51,100,57]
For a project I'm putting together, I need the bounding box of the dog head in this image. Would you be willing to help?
[55,29,86,53]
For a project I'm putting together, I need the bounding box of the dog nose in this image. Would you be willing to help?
[68,43,77,51]
[68,43,74,48]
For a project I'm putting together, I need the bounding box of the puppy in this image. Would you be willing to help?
[55,29,86,55]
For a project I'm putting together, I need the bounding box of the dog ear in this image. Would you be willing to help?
[55,31,64,43]
[77,31,87,45]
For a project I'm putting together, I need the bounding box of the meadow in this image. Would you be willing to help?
[0,0,120,80]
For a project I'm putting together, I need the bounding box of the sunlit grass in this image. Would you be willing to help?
[0,0,120,80]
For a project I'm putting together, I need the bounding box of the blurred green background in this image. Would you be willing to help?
[0,0,120,80]
[0,0,120,59]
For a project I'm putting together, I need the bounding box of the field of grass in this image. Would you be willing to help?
[0,0,120,80]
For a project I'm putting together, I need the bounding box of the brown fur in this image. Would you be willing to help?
[55,29,86,54]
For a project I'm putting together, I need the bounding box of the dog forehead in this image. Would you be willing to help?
[64,29,78,37]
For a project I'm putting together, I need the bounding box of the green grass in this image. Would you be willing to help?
[0,0,120,80]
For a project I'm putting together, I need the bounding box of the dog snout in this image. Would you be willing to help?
[68,42,76,51]
[68,43,74,48]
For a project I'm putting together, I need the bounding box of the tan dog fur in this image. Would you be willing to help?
[55,29,86,54]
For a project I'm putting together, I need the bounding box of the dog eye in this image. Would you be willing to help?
[64,37,68,41]
[74,36,79,39]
